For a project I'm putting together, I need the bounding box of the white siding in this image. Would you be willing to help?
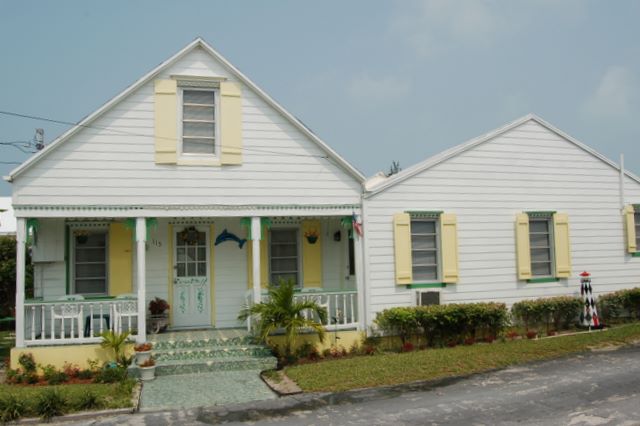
[12,46,361,206]
[364,119,640,322]
[213,218,248,328]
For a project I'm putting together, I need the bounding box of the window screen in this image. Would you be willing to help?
[411,219,438,281]
[74,231,108,295]
[270,229,299,286]
[182,90,215,154]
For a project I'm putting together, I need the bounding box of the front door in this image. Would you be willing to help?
[173,227,211,328]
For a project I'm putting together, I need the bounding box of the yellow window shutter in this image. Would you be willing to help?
[219,81,243,165]
[553,213,571,278]
[393,213,413,285]
[302,220,322,287]
[154,79,178,164]
[515,213,532,280]
[440,213,459,284]
[247,234,269,289]
[108,223,133,296]
[624,205,636,253]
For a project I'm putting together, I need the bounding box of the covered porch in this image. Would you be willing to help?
[14,206,364,348]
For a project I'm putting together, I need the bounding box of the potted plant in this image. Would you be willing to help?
[134,342,153,365]
[304,229,319,244]
[138,357,156,381]
[148,297,170,333]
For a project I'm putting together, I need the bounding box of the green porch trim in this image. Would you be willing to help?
[65,224,70,295]
[526,211,556,218]
[406,282,447,289]
[406,210,443,219]
[631,252,640,257]
[526,277,559,283]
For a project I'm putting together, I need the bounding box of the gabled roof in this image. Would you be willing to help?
[5,38,365,183]
[365,113,640,196]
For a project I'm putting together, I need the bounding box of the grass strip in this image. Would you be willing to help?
[285,323,640,392]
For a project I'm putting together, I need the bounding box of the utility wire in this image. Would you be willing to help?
[0,110,331,160]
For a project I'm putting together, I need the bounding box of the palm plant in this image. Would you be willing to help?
[238,280,328,357]
[100,330,132,367]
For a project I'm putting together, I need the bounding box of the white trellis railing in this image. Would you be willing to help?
[23,297,138,346]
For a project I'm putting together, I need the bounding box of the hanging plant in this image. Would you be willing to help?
[74,229,90,244]
[304,229,319,244]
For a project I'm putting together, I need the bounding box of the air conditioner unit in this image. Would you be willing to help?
[416,291,440,306]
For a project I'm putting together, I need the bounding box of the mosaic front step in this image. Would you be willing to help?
[154,356,277,376]
[153,345,273,362]
[149,335,255,351]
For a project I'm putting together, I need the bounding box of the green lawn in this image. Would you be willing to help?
[0,330,14,362]
[286,323,640,392]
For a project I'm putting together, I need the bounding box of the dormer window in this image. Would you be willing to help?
[181,88,218,155]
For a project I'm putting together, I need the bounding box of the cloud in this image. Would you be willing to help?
[583,66,638,119]
[347,73,411,104]
[388,0,503,57]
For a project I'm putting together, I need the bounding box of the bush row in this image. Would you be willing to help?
[374,303,509,347]
[511,296,582,332]
[598,288,640,323]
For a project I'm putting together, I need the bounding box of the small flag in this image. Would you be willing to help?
[352,212,363,237]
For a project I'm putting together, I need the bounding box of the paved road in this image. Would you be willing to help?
[66,345,640,425]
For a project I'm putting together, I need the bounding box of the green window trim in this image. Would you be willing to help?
[406,282,447,289]
[526,211,556,218]
[631,252,640,257]
[526,277,559,283]
[406,210,443,219]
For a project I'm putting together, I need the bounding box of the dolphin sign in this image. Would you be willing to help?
[214,229,247,249]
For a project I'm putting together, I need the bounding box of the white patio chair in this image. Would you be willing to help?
[51,295,84,339]
[112,294,138,334]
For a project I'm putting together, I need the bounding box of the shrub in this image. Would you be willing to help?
[375,303,508,349]
[77,369,95,380]
[0,393,26,423]
[18,352,37,373]
[511,296,582,333]
[41,364,68,385]
[94,365,128,384]
[62,363,80,378]
[526,330,538,340]
[294,341,318,360]
[599,288,640,323]
[374,307,418,344]
[401,342,414,352]
[36,388,66,421]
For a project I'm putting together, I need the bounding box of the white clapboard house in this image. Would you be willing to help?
[5,39,366,360]
[362,115,640,326]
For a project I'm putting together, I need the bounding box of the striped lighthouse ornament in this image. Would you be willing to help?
[580,271,600,329]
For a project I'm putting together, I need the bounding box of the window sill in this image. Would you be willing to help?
[177,157,221,167]
[406,282,447,289]
[526,278,559,283]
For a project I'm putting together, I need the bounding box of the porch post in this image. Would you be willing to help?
[15,217,26,348]
[353,214,367,332]
[135,217,147,343]
[251,216,262,304]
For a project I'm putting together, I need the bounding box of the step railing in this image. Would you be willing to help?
[23,297,138,346]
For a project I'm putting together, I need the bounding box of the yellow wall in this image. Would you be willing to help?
[10,343,134,371]
[108,223,133,296]
[267,330,363,353]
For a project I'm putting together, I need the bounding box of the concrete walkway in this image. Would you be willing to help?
[139,369,276,411]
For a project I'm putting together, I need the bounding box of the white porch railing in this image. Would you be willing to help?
[246,290,358,331]
[23,297,138,346]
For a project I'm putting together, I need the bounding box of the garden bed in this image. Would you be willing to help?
[0,380,137,422]
[285,323,640,392]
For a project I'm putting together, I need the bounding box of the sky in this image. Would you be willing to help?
[1,0,639,196]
